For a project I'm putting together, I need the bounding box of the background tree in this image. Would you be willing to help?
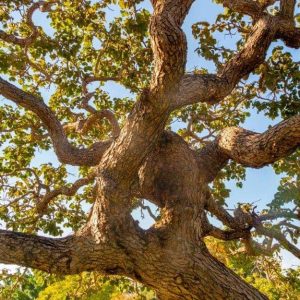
[0,0,299,299]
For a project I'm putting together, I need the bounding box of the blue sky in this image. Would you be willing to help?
[1,0,299,270]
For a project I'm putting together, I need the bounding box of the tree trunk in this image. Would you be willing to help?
[135,247,267,300]
[2,1,300,299]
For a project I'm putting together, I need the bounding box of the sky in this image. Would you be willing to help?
[0,0,299,271]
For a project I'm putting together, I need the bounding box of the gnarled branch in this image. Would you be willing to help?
[280,0,296,18]
[276,19,300,48]
[172,15,277,109]
[0,230,76,273]
[197,114,300,178]
[0,77,111,166]
[214,114,300,168]
[150,0,194,96]
[0,229,129,275]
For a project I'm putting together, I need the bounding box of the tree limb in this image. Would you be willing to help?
[206,225,251,240]
[214,114,300,168]
[197,115,300,175]
[280,0,296,18]
[36,173,96,215]
[0,1,55,46]
[255,224,300,259]
[0,229,129,274]
[172,15,277,109]
[219,0,262,19]
[172,1,300,109]
[150,0,194,97]
[0,230,76,273]
[276,19,300,48]
[0,77,111,166]
[205,193,245,229]
[93,1,197,187]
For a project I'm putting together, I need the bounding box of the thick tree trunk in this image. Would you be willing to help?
[2,1,300,299]
[0,131,270,299]
[135,247,267,300]
[77,132,268,300]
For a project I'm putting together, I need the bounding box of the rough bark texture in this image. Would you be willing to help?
[0,0,300,299]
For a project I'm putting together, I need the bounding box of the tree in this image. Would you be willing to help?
[0,269,156,299]
[0,0,299,298]
[1,241,299,299]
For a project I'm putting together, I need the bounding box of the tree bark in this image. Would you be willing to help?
[1,0,300,299]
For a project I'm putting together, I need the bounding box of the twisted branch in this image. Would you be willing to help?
[0,1,55,46]
[0,77,111,166]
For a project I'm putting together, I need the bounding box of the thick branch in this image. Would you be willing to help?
[0,229,131,275]
[219,0,262,18]
[0,77,110,166]
[173,15,277,108]
[218,16,277,90]
[276,19,300,48]
[195,138,229,183]
[197,115,300,176]
[0,230,76,273]
[280,0,296,18]
[207,226,250,240]
[215,115,300,168]
[150,0,194,96]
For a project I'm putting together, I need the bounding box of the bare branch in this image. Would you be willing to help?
[0,77,111,166]
[218,16,277,91]
[241,237,280,256]
[36,173,96,215]
[138,200,158,221]
[204,199,299,258]
[255,224,300,259]
[258,210,300,222]
[205,194,245,229]
[0,1,55,46]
